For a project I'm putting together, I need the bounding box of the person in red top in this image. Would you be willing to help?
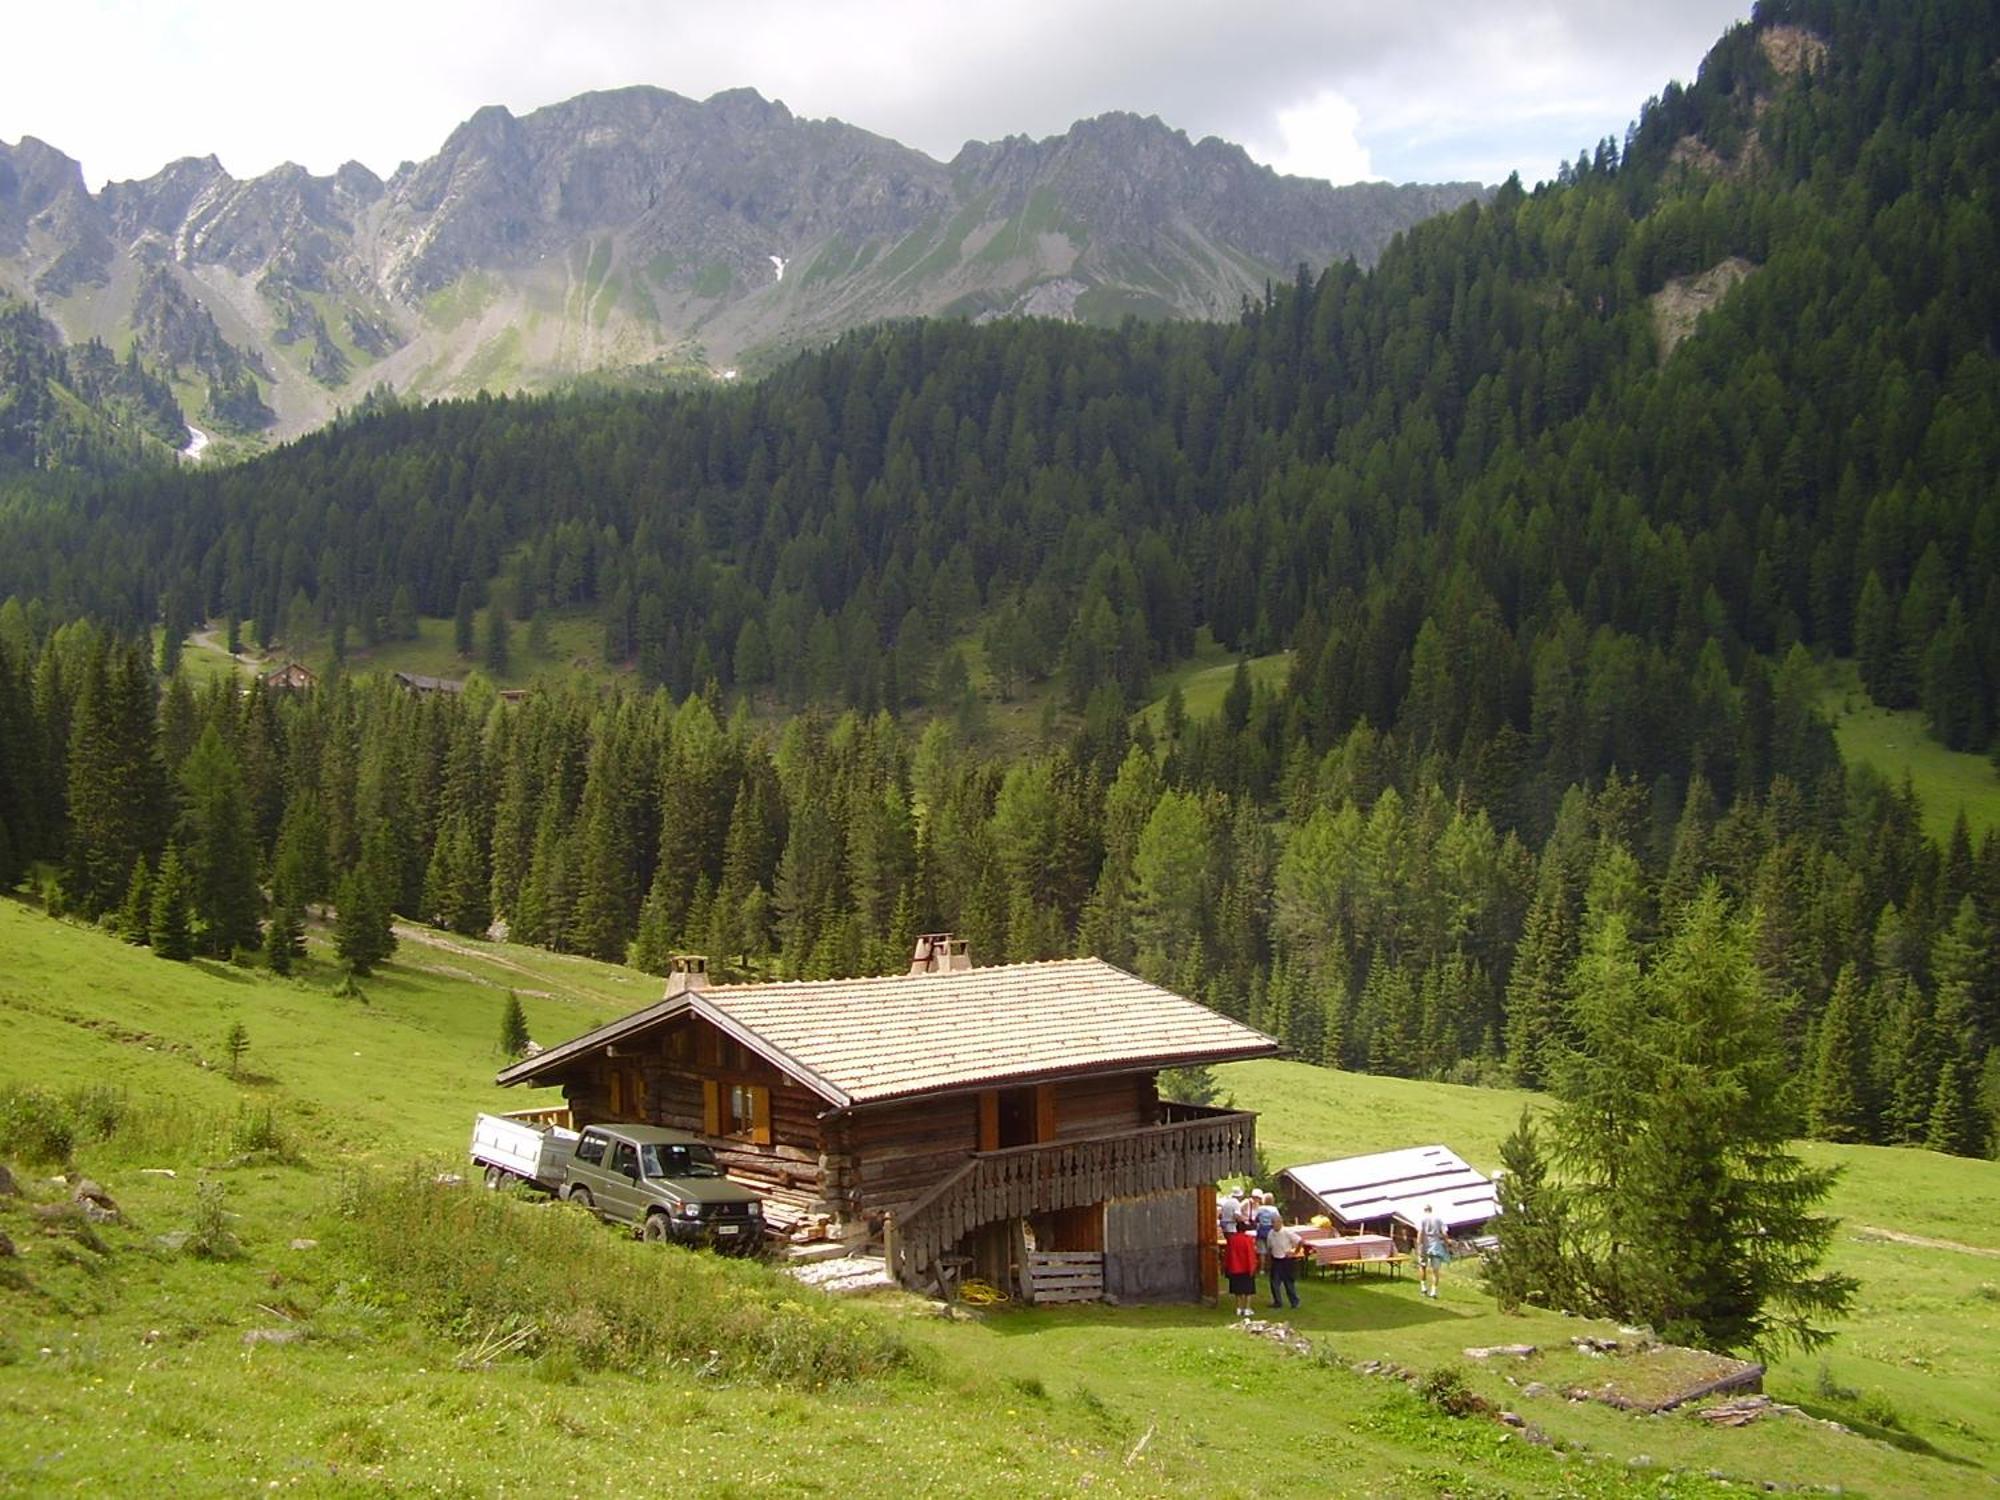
[1223,1216,1260,1318]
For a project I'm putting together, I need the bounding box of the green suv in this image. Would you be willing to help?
[560,1123,766,1252]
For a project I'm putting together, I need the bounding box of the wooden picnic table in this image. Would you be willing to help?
[1293,1228,1407,1279]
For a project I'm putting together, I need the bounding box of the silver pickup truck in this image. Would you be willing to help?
[469,1111,579,1192]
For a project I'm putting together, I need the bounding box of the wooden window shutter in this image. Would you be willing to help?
[608,1068,624,1117]
[751,1086,772,1146]
[1034,1084,1057,1143]
[702,1079,721,1136]
[977,1091,999,1152]
[629,1068,647,1119]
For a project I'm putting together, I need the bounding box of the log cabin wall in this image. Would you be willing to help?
[841,1092,981,1221]
[558,1014,833,1224]
[1049,1071,1158,1140]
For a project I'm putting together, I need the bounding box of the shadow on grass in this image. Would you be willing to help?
[982,1278,1468,1337]
[189,959,256,985]
[1788,1397,1978,1466]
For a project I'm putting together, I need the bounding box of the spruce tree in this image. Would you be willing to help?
[334,827,398,975]
[176,723,261,956]
[1532,885,1855,1354]
[117,855,152,945]
[482,608,511,678]
[149,844,194,961]
[499,991,530,1059]
[263,896,305,976]
[454,583,477,657]
[1484,1109,1570,1313]
[1807,965,1874,1143]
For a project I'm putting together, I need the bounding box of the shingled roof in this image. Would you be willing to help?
[496,957,1278,1109]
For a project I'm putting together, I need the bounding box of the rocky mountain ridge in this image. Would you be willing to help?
[0,87,1483,444]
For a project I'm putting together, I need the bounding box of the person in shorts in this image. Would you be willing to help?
[1417,1202,1449,1298]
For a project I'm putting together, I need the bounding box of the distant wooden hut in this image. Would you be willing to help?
[393,672,464,695]
[499,936,1277,1303]
[258,661,318,693]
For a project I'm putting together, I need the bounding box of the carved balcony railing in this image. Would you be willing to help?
[885,1104,1256,1290]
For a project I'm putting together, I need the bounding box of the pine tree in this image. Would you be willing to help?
[1504,867,1576,1088]
[1807,965,1874,1143]
[482,608,512,678]
[1484,1109,1570,1313]
[149,844,194,961]
[453,583,477,658]
[263,896,305,976]
[499,991,530,1059]
[117,855,152,945]
[1610,886,1855,1352]
[176,723,261,956]
[63,642,164,918]
[334,827,398,975]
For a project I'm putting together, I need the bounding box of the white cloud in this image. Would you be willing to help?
[1252,90,1377,185]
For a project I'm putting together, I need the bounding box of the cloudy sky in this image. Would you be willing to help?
[5,1,1752,191]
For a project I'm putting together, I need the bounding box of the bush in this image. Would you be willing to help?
[333,1171,909,1387]
[1417,1365,1489,1419]
[0,1085,78,1165]
[184,1178,241,1259]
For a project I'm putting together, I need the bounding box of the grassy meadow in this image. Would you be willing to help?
[1820,658,2000,841]
[2,897,1996,1494]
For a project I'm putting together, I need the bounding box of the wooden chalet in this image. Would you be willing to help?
[496,936,1278,1302]
[258,661,318,693]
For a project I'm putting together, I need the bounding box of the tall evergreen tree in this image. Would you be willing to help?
[149,843,194,961]
[176,723,261,956]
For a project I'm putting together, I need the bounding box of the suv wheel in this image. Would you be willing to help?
[642,1212,673,1243]
[566,1185,594,1212]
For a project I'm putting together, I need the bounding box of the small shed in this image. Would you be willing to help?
[1279,1145,1499,1246]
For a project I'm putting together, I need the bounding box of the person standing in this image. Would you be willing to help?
[1267,1219,1303,1310]
[1252,1190,1281,1261]
[1418,1202,1449,1299]
[1223,1216,1260,1318]
[1217,1184,1243,1239]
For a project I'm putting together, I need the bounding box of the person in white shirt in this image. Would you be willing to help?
[1417,1203,1449,1298]
[1266,1220,1303,1310]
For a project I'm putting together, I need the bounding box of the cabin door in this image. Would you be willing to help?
[980,1085,1057,1151]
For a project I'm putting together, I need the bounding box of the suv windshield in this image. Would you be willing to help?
[641,1142,723,1179]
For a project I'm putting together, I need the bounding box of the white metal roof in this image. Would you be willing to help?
[1280,1145,1499,1232]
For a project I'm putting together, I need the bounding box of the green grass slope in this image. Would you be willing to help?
[2,899,1994,1494]
[1821,658,2000,841]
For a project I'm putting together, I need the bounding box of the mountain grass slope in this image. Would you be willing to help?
[2,897,1994,1495]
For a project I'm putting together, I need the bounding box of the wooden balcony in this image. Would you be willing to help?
[885,1104,1257,1290]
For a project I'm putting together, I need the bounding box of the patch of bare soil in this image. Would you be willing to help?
[1650,256,1757,359]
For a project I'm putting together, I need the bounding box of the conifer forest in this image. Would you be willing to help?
[1,0,1995,1163]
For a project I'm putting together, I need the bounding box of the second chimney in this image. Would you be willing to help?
[665,954,710,998]
[908,933,972,975]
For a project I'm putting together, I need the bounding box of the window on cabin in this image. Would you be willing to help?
[725,1083,762,1138]
[702,1078,772,1145]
